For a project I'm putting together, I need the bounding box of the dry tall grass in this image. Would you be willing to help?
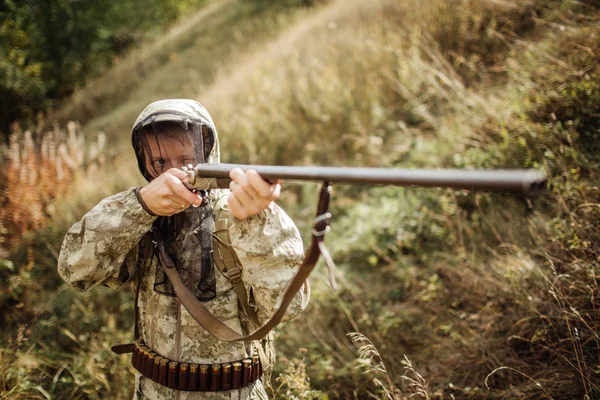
[2,0,599,398]
[53,0,318,149]
[0,119,145,399]
[0,121,106,250]
[196,0,599,398]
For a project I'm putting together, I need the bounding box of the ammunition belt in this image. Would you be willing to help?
[132,341,262,391]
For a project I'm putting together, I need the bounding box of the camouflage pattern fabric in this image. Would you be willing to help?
[57,100,310,399]
[132,99,221,165]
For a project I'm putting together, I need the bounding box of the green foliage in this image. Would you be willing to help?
[0,3,47,130]
[273,352,327,399]
[0,0,207,138]
[1,284,135,399]
[3,0,600,399]
[53,0,324,147]
[266,1,600,398]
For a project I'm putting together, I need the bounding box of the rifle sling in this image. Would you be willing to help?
[155,182,332,342]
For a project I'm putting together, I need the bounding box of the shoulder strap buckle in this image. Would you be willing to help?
[228,267,242,284]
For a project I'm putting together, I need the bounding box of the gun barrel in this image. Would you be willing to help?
[189,163,546,194]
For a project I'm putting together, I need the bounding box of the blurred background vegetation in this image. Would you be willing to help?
[1,0,599,399]
[0,0,213,136]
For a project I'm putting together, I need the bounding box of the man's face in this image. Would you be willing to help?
[143,134,196,180]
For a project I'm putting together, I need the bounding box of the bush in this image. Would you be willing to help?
[0,0,207,138]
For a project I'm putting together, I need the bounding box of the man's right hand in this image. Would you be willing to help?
[139,168,203,216]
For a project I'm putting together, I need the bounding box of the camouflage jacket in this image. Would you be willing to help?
[57,100,310,400]
[58,189,310,399]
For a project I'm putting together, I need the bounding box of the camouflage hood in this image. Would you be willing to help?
[131,99,220,180]
[131,99,222,302]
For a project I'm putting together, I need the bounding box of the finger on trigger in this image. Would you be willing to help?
[169,196,186,208]
[168,175,202,205]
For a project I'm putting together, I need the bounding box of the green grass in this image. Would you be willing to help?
[2,0,600,398]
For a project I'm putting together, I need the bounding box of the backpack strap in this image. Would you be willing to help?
[212,195,260,327]
[212,196,276,390]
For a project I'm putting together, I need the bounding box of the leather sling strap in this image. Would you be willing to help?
[155,182,333,342]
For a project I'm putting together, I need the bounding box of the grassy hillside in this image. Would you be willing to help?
[55,0,321,144]
[204,1,599,398]
[2,0,599,399]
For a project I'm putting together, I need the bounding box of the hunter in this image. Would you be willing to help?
[58,99,310,399]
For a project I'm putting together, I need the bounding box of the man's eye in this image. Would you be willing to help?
[153,159,166,169]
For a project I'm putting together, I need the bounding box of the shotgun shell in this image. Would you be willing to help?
[140,350,149,374]
[168,361,179,389]
[251,354,259,381]
[242,359,252,387]
[210,364,221,391]
[152,356,162,382]
[146,352,156,377]
[199,364,209,390]
[179,363,189,391]
[232,362,242,389]
[221,363,232,390]
[159,358,169,386]
[189,363,199,391]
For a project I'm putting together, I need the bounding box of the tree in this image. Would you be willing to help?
[0,0,206,141]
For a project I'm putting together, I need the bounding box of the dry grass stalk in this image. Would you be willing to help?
[485,366,552,399]
[0,121,106,249]
[348,332,430,400]
[400,355,430,400]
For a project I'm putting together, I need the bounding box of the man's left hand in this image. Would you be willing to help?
[228,168,281,220]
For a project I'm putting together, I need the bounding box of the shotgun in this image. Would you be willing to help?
[184,163,546,193]
[166,162,546,342]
